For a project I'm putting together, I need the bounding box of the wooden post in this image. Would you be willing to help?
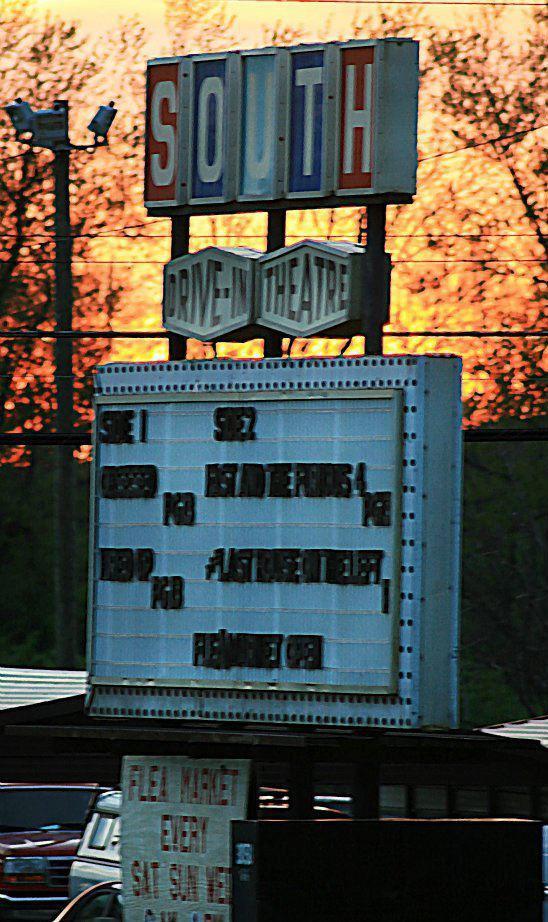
[364,203,388,356]
[288,758,314,818]
[351,746,381,819]
[168,215,190,360]
[53,109,76,668]
[263,210,286,359]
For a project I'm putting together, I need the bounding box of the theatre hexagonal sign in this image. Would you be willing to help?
[256,240,363,337]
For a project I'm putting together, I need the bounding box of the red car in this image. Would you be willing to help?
[0,783,103,921]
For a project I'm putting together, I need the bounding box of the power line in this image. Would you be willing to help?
[1,427,546,448]
[0,231,541,241]
[1,329,546,340]
[419,124,547,162]
[8,257,545,265]
[227,0,547,6]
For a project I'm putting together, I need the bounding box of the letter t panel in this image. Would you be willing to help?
[287,46,337,198]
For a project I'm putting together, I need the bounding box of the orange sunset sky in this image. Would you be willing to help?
[2,0,544,446]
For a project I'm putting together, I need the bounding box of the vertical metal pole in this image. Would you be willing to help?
[263,210,286,358]
[53,103,76,668]
[364,204,387,356]
[168,215,190,360]
[288,758,314,818]
[351,746,381,819]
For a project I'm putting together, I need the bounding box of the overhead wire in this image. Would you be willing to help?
[1,329,546,340]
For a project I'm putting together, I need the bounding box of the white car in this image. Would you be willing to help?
[68,791,121,900]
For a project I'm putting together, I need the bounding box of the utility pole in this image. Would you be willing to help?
[4,95,117,669]
[52,101,76,668]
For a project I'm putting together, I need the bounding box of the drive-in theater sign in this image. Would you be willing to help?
[144,39,419,212]
[85,36,463,732]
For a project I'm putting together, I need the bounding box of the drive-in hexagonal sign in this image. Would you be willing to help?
[257,240,363,337]
[163,247,260,340]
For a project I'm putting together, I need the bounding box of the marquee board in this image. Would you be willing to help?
[144,38,419,213]
[86,357,462,729]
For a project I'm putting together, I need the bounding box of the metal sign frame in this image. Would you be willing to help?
[86,357,462,730]
[144,38,419,216]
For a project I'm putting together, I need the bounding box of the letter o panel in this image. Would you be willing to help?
[189,53,239,205]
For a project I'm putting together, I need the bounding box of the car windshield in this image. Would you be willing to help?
[0,788,95,832]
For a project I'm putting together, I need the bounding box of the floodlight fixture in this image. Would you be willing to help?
[31,101,69,150]
[88,101,117,143]
[4,98,34,134]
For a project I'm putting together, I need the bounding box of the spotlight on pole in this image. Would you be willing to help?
[4,98,34,134]
[87,101,117,144]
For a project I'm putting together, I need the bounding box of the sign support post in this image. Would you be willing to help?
[288,758,315,819]
[364,204,388,355]
[168,215,190,360]
[351,742,381,818]
[263,209,287,358]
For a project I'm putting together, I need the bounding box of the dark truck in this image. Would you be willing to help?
[0,784,102,920]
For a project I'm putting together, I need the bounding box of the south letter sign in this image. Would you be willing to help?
[145,39,418,213]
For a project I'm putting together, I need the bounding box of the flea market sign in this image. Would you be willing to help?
[121,756,250,922]
[163,241,366,340]
[144,39,419,213]
[87,357,462,729]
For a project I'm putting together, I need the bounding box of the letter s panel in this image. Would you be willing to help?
[286,44,337,199]
[145,58,187,209]
[189,53,239,205]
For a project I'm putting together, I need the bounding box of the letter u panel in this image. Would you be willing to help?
[238,49,288,201]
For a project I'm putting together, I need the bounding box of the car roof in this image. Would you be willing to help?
[0,783,100,789]
[94,790,121,813]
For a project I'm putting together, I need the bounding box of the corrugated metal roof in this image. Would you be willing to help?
[0,666,87,710]
[482,716,548,748]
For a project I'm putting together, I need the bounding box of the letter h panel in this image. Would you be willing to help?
[189,52,240,205]
[336,39,419,198]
